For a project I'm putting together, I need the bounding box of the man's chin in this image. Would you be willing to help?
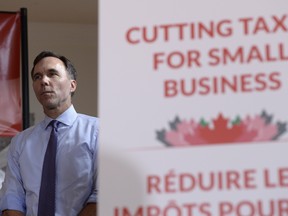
[41,101,57,110]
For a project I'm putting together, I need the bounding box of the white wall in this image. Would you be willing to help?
[28,22,98,124]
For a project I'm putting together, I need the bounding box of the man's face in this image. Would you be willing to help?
[32,57,77,113]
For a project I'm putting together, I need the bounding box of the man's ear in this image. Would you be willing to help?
[70,80,77,94]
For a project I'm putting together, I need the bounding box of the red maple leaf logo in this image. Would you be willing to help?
[198,114,244,144]
[157,111,286,147]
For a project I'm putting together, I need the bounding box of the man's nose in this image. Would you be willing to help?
[40,75,49,85]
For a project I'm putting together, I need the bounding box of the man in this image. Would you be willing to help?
[0,51,98,216]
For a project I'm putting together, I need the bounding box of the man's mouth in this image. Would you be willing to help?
[41,91,54,95]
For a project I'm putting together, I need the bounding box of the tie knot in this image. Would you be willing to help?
[49,120,60,130]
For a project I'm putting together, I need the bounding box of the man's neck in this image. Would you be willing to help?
[44,104,72,119]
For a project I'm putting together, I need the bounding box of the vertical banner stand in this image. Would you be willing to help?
[20,8,29,129]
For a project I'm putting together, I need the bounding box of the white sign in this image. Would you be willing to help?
[99,1,288,215]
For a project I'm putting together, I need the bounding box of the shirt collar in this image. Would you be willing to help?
[43,105,77,129]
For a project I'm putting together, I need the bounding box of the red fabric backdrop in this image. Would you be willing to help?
[0,12,21,137]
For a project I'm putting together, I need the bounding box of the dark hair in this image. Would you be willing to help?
[30,50,77,81]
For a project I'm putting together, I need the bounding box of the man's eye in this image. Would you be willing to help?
[49,72,58,77]
[33,75,41,81]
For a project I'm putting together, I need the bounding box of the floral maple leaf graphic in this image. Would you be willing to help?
[198,114,244,144]
[156,111,287,147]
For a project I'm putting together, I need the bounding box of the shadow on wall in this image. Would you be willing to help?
[99,149,147,215]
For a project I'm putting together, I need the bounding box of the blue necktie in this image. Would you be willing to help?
[38,120,59,216]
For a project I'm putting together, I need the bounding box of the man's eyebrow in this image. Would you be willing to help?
[32,68,59,77]
[32,71,41,76]
[47,68,59,73]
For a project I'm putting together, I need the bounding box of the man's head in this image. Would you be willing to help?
[31,51,77,84]
[31,51,77,118]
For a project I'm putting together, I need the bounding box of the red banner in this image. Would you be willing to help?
[0,12,21,137]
